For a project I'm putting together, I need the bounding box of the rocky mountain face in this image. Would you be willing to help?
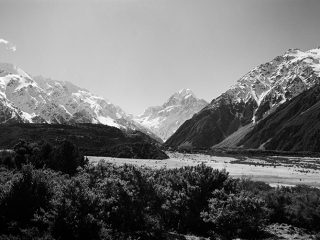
[0,63,161,142]
[165,48,320,150]
[238,85,320,152]
[134,89,208,141]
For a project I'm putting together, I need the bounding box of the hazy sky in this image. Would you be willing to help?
[1,0,320,115]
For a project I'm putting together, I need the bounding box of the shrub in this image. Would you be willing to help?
[51,174,103,240]
[94,164,163,237]
[152,164,235,234]
[8,140,88,175]
[201,190,267,239]
[0,165,52,234]
[264,185,320,231]
[238,178,272,194]
[49,140,87,175]
[0,150,16,169]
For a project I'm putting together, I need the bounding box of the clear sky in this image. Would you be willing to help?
[0,0,320,115]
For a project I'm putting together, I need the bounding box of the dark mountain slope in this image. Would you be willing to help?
[164,95,256,149]
[239,85,320,152]
[0,123,168,159]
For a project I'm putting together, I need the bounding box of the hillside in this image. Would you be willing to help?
[0,123,168,159]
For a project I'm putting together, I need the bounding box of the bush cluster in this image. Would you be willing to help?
[1,140,87,174]
[1,141,320,239]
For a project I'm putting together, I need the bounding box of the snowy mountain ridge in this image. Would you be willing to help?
[208,47,320,122]
[134,88,208,141]
[0,63,159,141]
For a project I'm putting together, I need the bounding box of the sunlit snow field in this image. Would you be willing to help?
[88,152,320,188]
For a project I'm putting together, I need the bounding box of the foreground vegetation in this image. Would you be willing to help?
[1,141,320,239]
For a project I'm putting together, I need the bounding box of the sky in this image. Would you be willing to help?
[0,0,320,115]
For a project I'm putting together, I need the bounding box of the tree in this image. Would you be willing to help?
[48,140,87,175]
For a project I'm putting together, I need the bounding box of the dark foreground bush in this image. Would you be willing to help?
[0,165,53,236]
[201,190,268,239]
[151,164,237,234]
[3,140,88,175]
[51,175,103,240]
[48,140,88,174]
[1,152,320,239]
[264,185,320,231]
[1,162,238,239]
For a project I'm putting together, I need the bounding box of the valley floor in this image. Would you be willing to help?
[89,151,320,188]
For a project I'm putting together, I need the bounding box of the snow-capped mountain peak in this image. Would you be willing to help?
[209,47,320,121]
[134,89,208,141]
[173,88,195,99]
[177,88,193,96]
[163,88,198,107]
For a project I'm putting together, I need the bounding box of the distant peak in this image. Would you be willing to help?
[161,89,199,108]
[174,88,195,99]
[177,88,193,95]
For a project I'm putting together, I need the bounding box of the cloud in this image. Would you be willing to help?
[0,38,17,52]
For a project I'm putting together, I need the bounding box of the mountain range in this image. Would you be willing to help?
[0,63,168,142]
[0,63,205,144]
[2,47,320,153]
[0,63,129,125]
[165,47,320,152]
